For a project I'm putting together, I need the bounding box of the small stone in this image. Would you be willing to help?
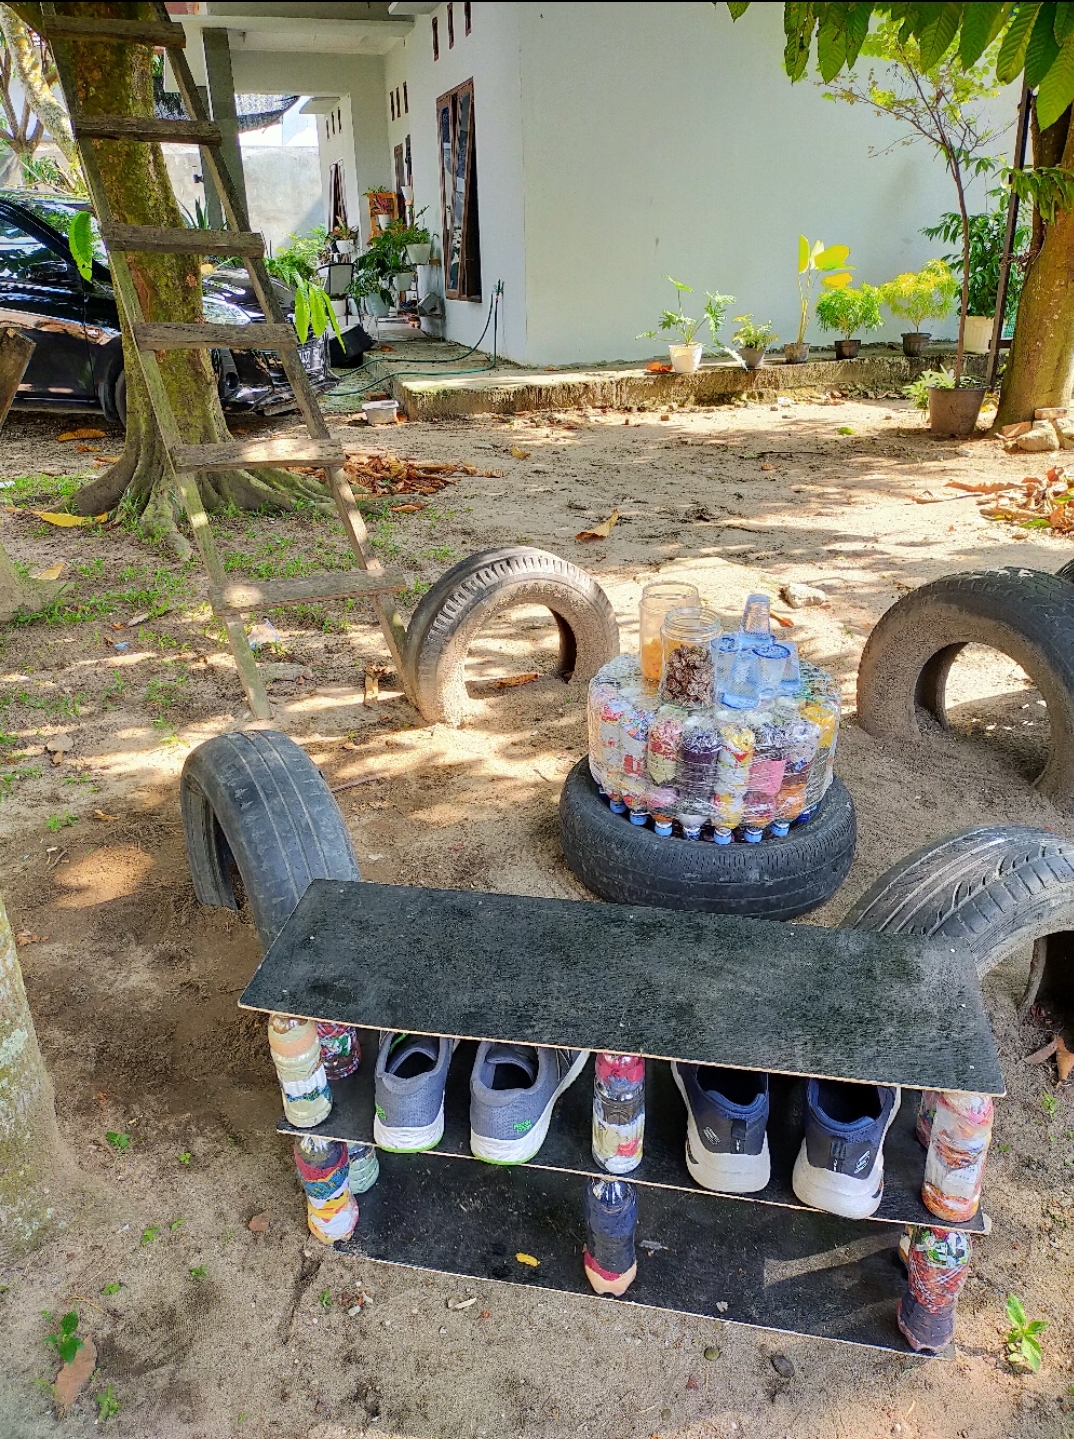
[1008,420,1059,453]
[780,581,829,609]
[704,1346,720,1360]
[715,1301,728,1313]
[247,1212,271,1233]
[348,1305,362,1317]
[686,1375,699,1390]
[1054,418,1074,449]
[439,1326,447,1336]
[770,1354,795,1379]
[1035,406,1069,420]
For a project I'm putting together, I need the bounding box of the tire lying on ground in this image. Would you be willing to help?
[856,568,1074,812]
[558,757,856,919]
[181,728,359,947]
[843,826,1074,1011]
[404,546,620,726]
[1056,558,1074,584]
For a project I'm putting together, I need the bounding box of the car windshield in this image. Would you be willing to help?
[15,195,108,267]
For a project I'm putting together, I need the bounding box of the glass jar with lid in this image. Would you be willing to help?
[638,582,700,687]
[659,606,721,708]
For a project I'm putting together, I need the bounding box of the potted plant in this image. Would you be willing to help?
[330,223,356,259]
[639,278,735,373]
[903,366,987,439]
[731,315,778,369]
[788,236,853,362]
[922,196,1029,354]
[399,208,433,266]
[879,259,959,356]
[815,283,883,359]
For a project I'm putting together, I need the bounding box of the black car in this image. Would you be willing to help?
[0,190,335,423]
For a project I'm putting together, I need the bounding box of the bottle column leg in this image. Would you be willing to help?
[897,1224,972,1352]
[583,1178,638,1296]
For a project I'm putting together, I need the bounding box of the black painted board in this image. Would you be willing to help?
[334,1151,940,1355]
[241,880,1003,1095]
[280,1034,983,1231]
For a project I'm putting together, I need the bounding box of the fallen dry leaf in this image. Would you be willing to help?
[6,508,108,527]
[15,932,45,947]
[57,427,106,442]
[32,562,65,581]
[1057,1037,1074,1084]
[247,1211,271,1233]
[575,509,619,542]
[510,446,531,459]
[946,479,1013,495]
[515,1252,539,1267]
[390,503,425,513]
[646,361,673,373]
[760,463,776,472]
[126,611,150,627]
[92,810,119,822]
[771,611,795,628]
[447,1295,478,1310]
[495,672,540,689]
[53,1335,96,1414]
[1025,1037,1059,1065]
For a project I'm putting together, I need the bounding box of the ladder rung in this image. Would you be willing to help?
[135,322,297,351]
[101,224,264,257]
[73,115,220,146]
[210,572,406,614]
[40,16,186,46]
[172,439,344,472]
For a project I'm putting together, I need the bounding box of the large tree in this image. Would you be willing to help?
[10,1,328,556]
[723,2,1074,424]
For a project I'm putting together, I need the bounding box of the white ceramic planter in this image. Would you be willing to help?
[334,241,355,259]
[393,270,417,292]
[669,343,703,373]
[375,214,391,231]
[364,294,390,318]
[363,399,399,425]
[330,298,348,318]
[963,314,994,354]
[406,242,432,265]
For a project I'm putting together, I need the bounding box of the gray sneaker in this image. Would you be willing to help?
[470,1043,589,1163]
[374,1032,454,1152]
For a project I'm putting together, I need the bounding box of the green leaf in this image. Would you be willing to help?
[1021,1336,1043,1372]
[1025,1318,1049,1336]
[1006,1293,1027,1328]
[843,1,872,67]
[68,210,95,282]
[816,13,849,81]
[1055,1,1074,41]
[918,2,962,70]
[1025,4,1060,86]
[293,282,310,344]
[816,243,851,269]
[1036,29,1074,128]
[798,233,810,271]
[821,271,854,288]
[783,1,817,82]
[960,2,1014,66]
[725,1,751,17]
[996,2,1042,82]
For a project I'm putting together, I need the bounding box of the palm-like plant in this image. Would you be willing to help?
[796,237,853,345]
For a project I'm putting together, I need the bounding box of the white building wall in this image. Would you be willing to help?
[514,1,1006,365]
[384,4,527,359]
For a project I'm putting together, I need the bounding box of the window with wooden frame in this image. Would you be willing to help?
[403,81,409,114]
[390,91,396,122]
[464,2,472,34]
[447,2,455,47]
[436,80,481,300]
[432,15,439,59]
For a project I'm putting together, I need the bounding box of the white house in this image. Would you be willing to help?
[170,1,1008,366]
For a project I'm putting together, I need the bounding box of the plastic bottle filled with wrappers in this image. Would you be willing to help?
[675,712,721,839]
[770,716,821,835]
[711,652,761,843]
[741,720,787,842]
[620,694,657,824]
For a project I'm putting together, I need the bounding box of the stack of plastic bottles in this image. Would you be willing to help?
[587,590,841,844]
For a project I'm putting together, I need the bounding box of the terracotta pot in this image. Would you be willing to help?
[783,342,810,364]
[928,385,985,438]
[833,339,861,360]
[738,346,766,369]
[902,332,931,357]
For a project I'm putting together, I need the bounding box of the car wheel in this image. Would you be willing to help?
[113,367,127,429]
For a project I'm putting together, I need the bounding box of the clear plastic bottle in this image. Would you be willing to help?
[711,652,761,844]
[647,786,679,837]
[268,1015,332,1128]
[916,1090,942,1147]
[583,1178,638,1297]
[675,713,721,839]
[800,691,840,821]
[316,1022,362,1080]
[897,1225,972,1353]
[587,678,619,791]
[639,582,699,688]
[597,690,630,812]
[922,1092,994,1222]
[621,696,656,825]
[293,1135,358,1244]
[752,640,790,704]
[741,593,771,639]
[659,607,721,708]
[741,720,787,842]
[347,1142,380,1193]
[646,706,686,786]
[713,631,745,687]
[770,716,820,835]
[592,1053,645,1173]
[778,641,805,700]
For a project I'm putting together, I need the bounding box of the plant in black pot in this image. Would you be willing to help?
[815,283,882,360]
[731,314,778,369]
[879,260,958,357]
[903,367,987,439]
[922,196,1029,355]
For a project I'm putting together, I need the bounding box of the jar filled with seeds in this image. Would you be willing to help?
[659,607,721,708]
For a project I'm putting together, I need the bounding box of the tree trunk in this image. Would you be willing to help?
[996,104,1074,426]
[0,892,66,1263]
[17,1,329,554]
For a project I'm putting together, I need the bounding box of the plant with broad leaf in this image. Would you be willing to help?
[815,283,883,341]
[639,277,736,350]
[1005,1293,1047,1373]
[731,314,778,350]
[795,237,853,344]
[44,1310,83,1365]
[922,193,1030,322]
[880,259,959,330]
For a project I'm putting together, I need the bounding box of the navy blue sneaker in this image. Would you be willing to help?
[792,1078,901,1218]
[583,1179,638,1296]
[671,1063,771,1193]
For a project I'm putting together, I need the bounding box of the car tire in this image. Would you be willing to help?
[180,728,360,948]
[404,546,620,726]
[1056,558,1074,584]
[558,757,856,919]
[843,826,1074,989]
[113,367,127,429]
[856,568,1074,812]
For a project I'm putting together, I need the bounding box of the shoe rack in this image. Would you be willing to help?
[240,880,1004,1354]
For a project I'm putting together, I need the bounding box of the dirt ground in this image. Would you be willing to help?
[1,389,1073,1439]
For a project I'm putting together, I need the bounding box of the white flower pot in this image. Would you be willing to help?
[334,241,355,259]
[363,399,399,425]
[364,294,390,318]
[393,270,417,292]
[330,298,348,318]
[406,242,432,265]
[668,343,703,373]
[375,214,391,231]
[963,314,994,354]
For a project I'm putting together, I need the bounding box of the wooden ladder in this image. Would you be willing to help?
[40,1,410,721]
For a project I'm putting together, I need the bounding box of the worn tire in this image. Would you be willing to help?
[404,546,619,726]
[843,825,1074,978]
[558,757,856,919]
[1056,558,1074,584]
[180,729,359,947]
[856,568,1074,811]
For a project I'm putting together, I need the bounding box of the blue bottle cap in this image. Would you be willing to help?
[628,810,650,825]
[743,828,763,843]
[769,820,791,837]
[654,819,673,837]
[711,830,732,845]
[609,798,627,814]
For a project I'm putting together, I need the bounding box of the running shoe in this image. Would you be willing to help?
[791,1078,900,1219]
[583,1178,638,1296]
[671,1062,771,1193]
[373,1032,454,1152]
[470,1043,588,1164]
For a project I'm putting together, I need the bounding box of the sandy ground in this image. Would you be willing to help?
[1,391,1073,1439]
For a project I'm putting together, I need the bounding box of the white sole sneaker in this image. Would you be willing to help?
[672,1064,771,1193]
[791,1090,902,1219]
[373,1104,445,1154]
[471,1050,589,1164]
